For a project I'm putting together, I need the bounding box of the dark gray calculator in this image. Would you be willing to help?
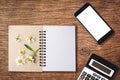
[77,54,118,80]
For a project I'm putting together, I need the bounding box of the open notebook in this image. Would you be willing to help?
[8,25,76,72]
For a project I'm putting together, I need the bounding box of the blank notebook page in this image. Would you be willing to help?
[43,25,76,71]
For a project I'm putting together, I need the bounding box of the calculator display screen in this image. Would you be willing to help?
[92,61,111,74]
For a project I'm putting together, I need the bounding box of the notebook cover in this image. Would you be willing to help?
[8,25,43,72]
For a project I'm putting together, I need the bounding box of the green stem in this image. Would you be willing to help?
[31,48,40,57]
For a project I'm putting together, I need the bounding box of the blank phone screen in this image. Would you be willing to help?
[76,5,111,41]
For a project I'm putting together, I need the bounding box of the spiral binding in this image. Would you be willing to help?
[39,31,46,67]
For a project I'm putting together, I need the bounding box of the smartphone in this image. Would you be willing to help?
[74,3,114,44]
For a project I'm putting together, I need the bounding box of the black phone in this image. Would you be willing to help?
[74,3,114,44]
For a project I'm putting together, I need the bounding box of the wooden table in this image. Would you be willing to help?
[0,0,120,80]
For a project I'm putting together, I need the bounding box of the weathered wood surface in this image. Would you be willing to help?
[0,0,120,80]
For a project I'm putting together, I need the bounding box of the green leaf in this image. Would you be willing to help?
[24,44,34,51]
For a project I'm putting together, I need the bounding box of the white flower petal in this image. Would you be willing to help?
[33,37,36,40]
[26,38,28,40]
[28,40,31,43]
[32,39,35,42]
[16,56,25,66]
[26,36,36,43]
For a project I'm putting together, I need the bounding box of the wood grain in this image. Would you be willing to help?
[0,0,120,80]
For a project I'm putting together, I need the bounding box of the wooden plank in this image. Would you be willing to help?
[0,0,120,80]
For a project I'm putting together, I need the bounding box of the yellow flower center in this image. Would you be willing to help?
[28,35,33,40]
[18,59,22,63]
[19,50,24,55]
[26,58,31,61]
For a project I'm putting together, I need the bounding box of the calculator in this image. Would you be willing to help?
[77,54,118,80]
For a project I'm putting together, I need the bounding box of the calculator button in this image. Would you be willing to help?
[80,71,87,79]
[81,75,85,79]
[97,76,101,79]
[101,78,105,80]
[91,76,95,80]
[86,74,91,78]
[85,77,89,80]
[82,71,87,75]
[93,73,97,77]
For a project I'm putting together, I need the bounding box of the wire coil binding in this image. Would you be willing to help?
[39,31,46,67]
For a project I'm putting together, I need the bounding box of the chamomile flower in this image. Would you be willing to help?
[25,56,34,63]
[26,35,35,43]
[16,56,25,66]
[19,49,25,55]
[15,34,21,42]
